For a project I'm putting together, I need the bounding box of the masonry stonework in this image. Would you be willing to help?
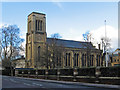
[26,12,102,69]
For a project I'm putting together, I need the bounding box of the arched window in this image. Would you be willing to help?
[68,53,70,66]
[96,55,100,66]
[28,21,31,32]
[36,20,42,31]
[76,54,79,66]
[84,54,86,67]
[90,55,91,66]
[40,20,42,31]
[87,55,90,67]
[38,46,40,61]
[65,53,67,66]
[82,54,84,67]
[96,55,98,66]
[74,53,76,66]
[56,56,59,67]
[59,53,62,66]
[38,20,40,30]
[36,20,37,31]
[91,55,94,66]
[98,55,100,66]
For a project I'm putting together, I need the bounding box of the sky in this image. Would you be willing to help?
[0,1,119,53]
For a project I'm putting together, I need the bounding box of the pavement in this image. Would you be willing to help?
[2,75,119,89]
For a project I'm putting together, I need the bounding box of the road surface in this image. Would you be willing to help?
[2,75,117,90]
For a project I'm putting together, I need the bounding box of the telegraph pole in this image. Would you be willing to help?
[105,20,108,67]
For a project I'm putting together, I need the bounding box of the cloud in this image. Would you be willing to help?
[0,23,5,28]
[8,24,117,54]
[61,25,118,51]
[61,28,84,41]
[18,31,26,56]
[0,23,12,28]
[20,30,26,49]
[51,0,64,10]
[0,24,3,28]
[90,25,118,50]
[19,41,25,56]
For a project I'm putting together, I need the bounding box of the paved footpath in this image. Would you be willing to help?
[1,75,120,90]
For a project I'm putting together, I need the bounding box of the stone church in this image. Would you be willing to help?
[25,12,102,69]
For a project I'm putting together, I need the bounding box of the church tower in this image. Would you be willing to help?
[26,12,47,68]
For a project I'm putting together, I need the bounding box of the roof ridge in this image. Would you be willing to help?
[46,38,95,49]
[47,37,90,43]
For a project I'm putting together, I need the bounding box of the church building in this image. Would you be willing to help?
[25,12,103,69]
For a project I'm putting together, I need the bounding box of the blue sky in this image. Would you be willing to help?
[1,2,118,51]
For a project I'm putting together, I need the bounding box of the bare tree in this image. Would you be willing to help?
[1,25,24,69]
[101,36,111,67]
[50,33,64,69]
[82,31,95,67]
[50,33,62,39]
[42,33,64,69]
[39,43,51,69]
[83,31,94,43]
[101,37,111,53]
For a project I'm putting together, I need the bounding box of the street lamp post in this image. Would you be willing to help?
[105,20,108,67]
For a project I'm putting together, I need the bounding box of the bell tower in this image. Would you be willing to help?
[26,12,47,68]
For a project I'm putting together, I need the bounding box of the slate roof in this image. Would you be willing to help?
[47,38,96,49]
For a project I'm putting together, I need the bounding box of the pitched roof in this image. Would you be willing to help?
[113,48,120,54]
[113,54,119,56]
[46,38,96,49]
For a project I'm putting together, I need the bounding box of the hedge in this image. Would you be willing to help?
[60,69,73,76]
[30,70,36,75]
[100,66,120,77]
[77,67,95,76]
[48,69,57,75]
[38,69,45,75]
[23,70,28,74]
[14,66,120,77]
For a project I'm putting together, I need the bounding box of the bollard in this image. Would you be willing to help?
[36,71,38,78]
[95,67,101,83]
[73,68,78,82]
[57,69,60,80]
[22,70,24,77]
[28,71,30,78]
[45,69,48,79]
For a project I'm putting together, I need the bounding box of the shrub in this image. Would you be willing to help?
[38,69,45,75]
[78,67,95,76]
[100,66,120,77]
[60,69,73,76]
[23,70,28,74]
[30,70,36,75]
[2,69,11,76]
[18,70,22,74]
[48,69,57,75]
